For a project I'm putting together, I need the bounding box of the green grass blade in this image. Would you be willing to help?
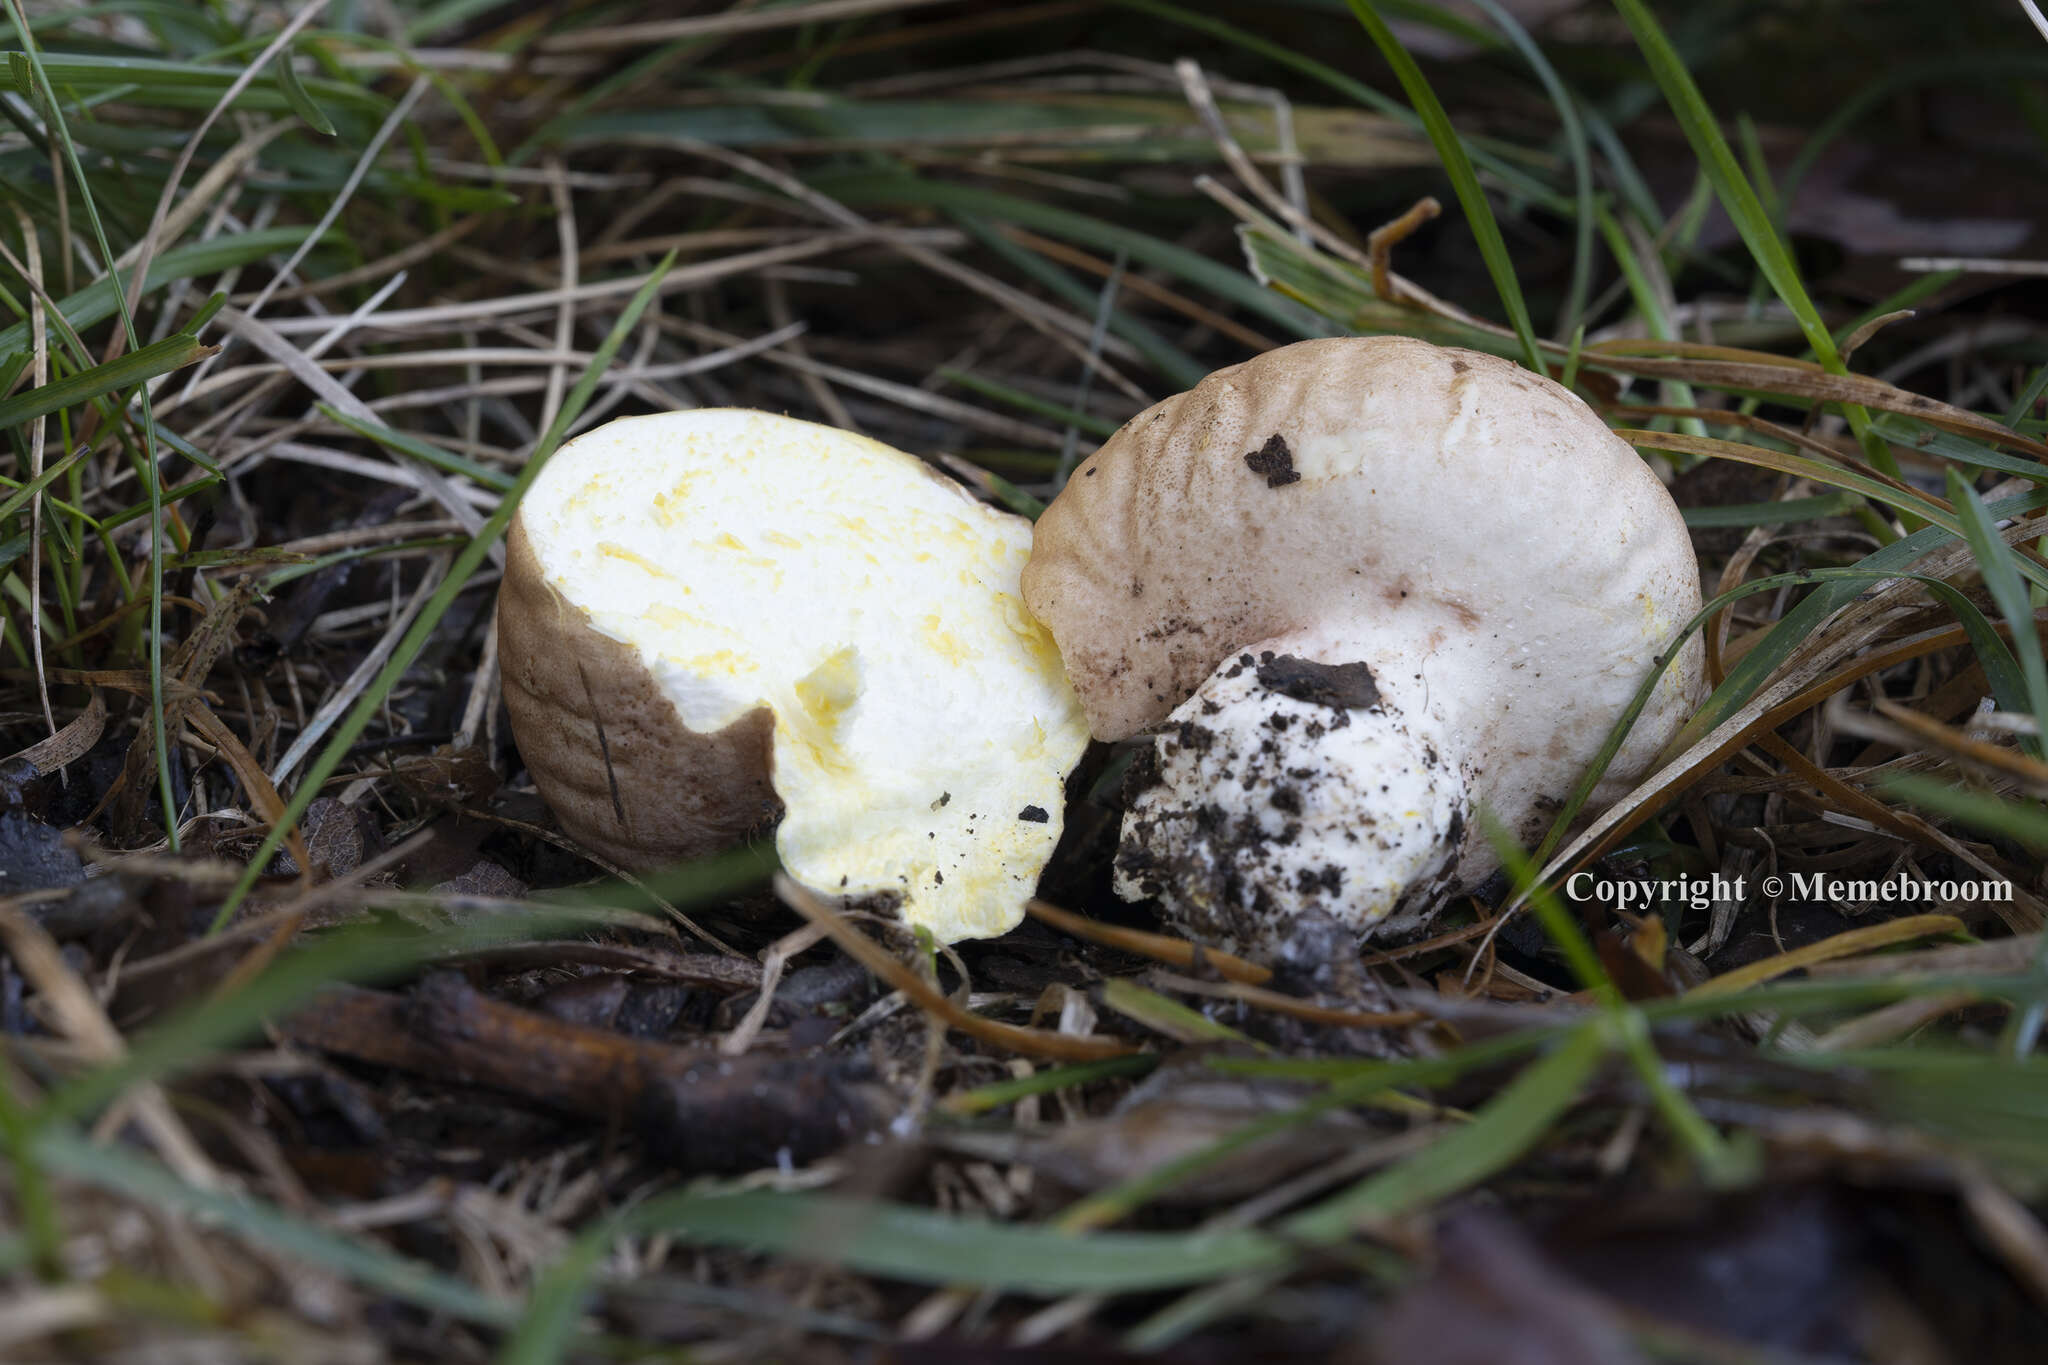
[274,42,335,136]
[0,443,93,524]
[809,172,1330,340]
[1947,469,2048,753]
[1488,819,1748,1182]
[1621,431,2039,588]
[0,1069,61,1277]
[1868,416,2048,486]
[0,227,323,357]
[1281,1023,1605,1240]
[1109,0,1570,210]
[1605,0,1834,368]
[44,845,773,1126]
[1236,221,1525,355]
[1343,0,1543,372]
[2008,362,2048,430]
[1680,493,1861,528]
[1537,562,2037,878]
[955,213,1208,389]
[39,1134,515,1327]
[937,367,1121,440]
[1464,0,1594,339]
[1595,206,1704,432]
[1881,776,2048,855]
[8,51,381,114]
[317,404,516,492]
[0,333,211,429]
[943,1055,1160,1116]
[6,4,181,848]
[211,252,682,930]
[631,1191,1289,1293]
[1671,483,2048,753]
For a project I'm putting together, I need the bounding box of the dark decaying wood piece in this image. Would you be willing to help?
[282,973,888,1172]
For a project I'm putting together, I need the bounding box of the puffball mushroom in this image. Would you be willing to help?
[1022,336,1703,955]
[499,409,1090,943]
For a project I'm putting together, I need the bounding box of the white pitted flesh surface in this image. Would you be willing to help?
[1112,647,1470,956]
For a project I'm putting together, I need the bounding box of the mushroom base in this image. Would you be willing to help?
[1111,645,1470,958]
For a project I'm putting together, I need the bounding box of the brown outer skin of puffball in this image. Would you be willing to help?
[498,518,782,873]
[1022,335,1705,874]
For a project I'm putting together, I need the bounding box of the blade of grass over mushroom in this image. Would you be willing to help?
[36,1134,514,1329]
[209,251,682,932]
[1343,0,1542,372]
[1948,469,2048,756]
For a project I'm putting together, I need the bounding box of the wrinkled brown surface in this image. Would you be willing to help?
[498,517,782,873]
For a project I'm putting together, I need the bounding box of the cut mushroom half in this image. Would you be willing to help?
[499,408,1091,943]
[1022,337,1705,956]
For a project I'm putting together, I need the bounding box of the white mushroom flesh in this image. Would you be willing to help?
[519,409,1090,942]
